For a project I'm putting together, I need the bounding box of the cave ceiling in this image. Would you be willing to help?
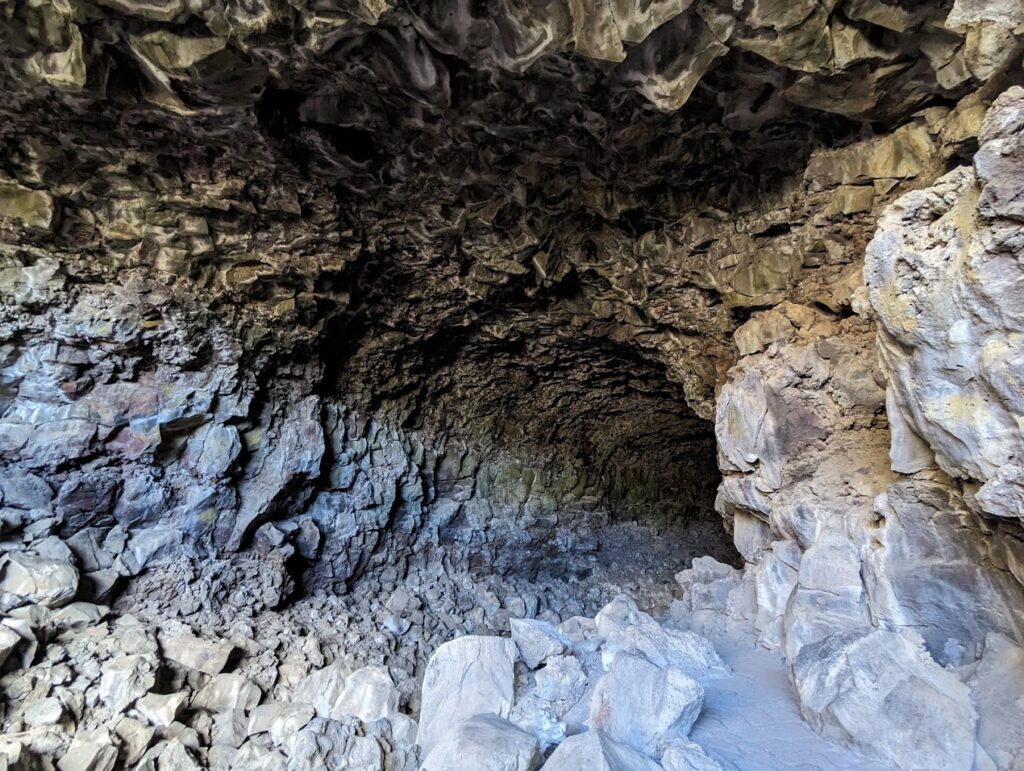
[0,0,1015,424]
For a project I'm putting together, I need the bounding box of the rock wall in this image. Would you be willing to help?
[709,87,1024,769]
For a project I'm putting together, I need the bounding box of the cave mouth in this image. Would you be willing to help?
[112,310,739,633]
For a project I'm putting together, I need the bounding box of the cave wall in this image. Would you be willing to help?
[2,1,1024,766]
[707,87,1024,769]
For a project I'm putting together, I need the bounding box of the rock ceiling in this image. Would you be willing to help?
[1,0,1020,426]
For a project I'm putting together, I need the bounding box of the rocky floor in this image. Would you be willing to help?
[0,530,880,771]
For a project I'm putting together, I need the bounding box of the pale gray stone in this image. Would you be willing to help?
[590,650,704,756]
[98,654,157,712]
[793,629,976,770]
[0,625,21,667]
[511,618,570,668]
[0,553,78,610]
[158,630,233,675]
[596,595,727,680]
[247,701,315,745]
[540,731,663,771]
[22,697,64,727]
[329,664,399,722]
[416,635,517,755]
[534,655,587,705]
[421,714,539,771]
[135,692,188,728]
[661,738,724,771]
[292,661,350,719]
[57,728,118,771]
[192,673,262,712]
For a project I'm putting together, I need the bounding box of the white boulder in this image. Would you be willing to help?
[421,714,539,771]
[416,635,517,755]
[540,731,663,771]
[0,553,78,610]
[589,650,704,757]
[510,618,570,668]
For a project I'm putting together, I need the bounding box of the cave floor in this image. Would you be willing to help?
[692,632,876,770]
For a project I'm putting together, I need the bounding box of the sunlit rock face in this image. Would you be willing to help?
[1,1,1024,769]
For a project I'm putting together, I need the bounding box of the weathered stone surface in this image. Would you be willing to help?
[136,692,188,728]
[420,714,540,771]
[867,86,1024,525]
[596,595,727,680]
[98,654,157,712]
[661,738,724,771]
[247,702,316,745]
[416,636,517,755]
[541,731,663,771]
[511,618,570,669]
[158,630,234,675]
[328,664,400,722]
[192,674,262,713]
[792,629,977,770]
[966,633,1024,770]
[57,728,118,771]
[590,651,704,756]
[0,553,78,610]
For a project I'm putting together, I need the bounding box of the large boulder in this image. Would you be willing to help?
[595,596,727,680]
[589,651,704,757]
[540,731,663,771]
[420,714,539,771]
[416,635,517,755]
[792,629,976,770]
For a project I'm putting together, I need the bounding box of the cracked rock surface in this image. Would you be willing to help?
[1,0,1024,769]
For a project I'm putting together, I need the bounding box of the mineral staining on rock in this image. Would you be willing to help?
[1,0,1024,769]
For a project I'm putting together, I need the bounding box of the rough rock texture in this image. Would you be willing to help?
[2,0,1019,601]
[706,83,1024,767]
[1,0,1024,769]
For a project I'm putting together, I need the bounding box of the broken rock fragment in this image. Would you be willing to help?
[0,553,78,610]
[541,730,663,771]
[416,635,517,755]
[329,664,400,722]
[510,618,570,668]
[158,629,234,675]
[192,673,262,712]
[57,728,118,771]
[589,650,704,757]
[421,714,539,771]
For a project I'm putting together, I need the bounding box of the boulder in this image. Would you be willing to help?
[192,673,262,712]
[158,630,233,675]
[661,738,724,771]
[98,654,157,712]
[596,596,727,680]
[329,664,399,722]
[792,629,976,770]
[247,702,316,745]
[285,717,385,770]
[416,635,517,755]
[0,553,78,610]
[589,650,704,756]
[421,714,539,771]
[540,731,663,771]
[510,618,570,668]
[57,728,118,771]
[534,655,588,705]
[136,692,188,728]
[292,661,350,718]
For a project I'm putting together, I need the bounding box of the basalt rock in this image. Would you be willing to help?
[1,1,1024,769]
